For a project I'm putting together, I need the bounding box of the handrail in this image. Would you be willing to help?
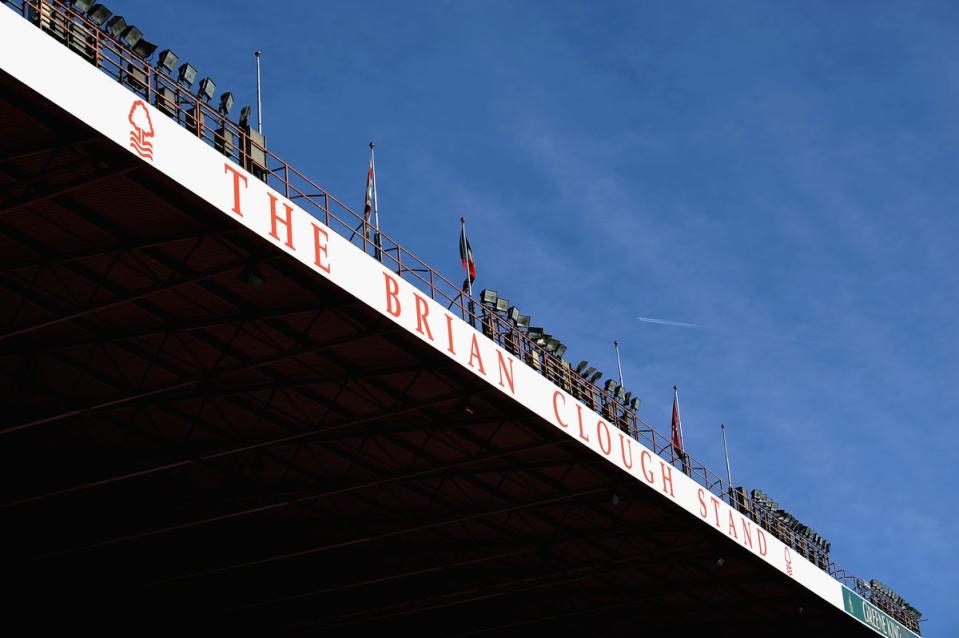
[2,1,919,632]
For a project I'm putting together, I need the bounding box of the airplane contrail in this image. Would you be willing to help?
[637,316,830,346]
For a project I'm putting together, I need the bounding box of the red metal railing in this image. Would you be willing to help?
[2,2,920,632]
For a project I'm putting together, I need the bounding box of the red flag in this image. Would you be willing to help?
[459,222,476,292]
[671,385,684,455]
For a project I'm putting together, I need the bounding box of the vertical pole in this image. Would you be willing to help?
[460,217,473,298]
[721,423,733,486]
[255,50,263,135]
[614,340,625,388]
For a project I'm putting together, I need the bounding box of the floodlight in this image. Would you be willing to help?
[133,38,157,59]
[623,391,632,403]
[120,24,142,48]
[157,49,178,73]
[615,386,626,401]
[535,333,550,347]
[545,338,559,352]
[87,4,111,24]
[494,298,509,312]
[527,326,544,340]
[480,289,497,306]
[588,371,602,383]
[629,397,640,410]
[239,105,252,128]
[105,15,126,38]
[507,306,520,323]
[178,62,197,86]
[218,91,234,115]
[515,314,530,329]
[554,343,567,357]
[198,77,216,101]
[604,379,618,392]
[575,361,588,374]
[582,366,595,379]
[71,0,94,12]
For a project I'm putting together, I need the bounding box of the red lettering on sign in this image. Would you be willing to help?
[710,495,722,527]
[575,404,589,442]
[741,518,754,549]
[697,488,708,519]
[444,314,456,355]
[468,334,485,374]
[552,391,568,428]
[618,433,633,469]
[496,351,515,394]
[757,528,768,556]
[311,223,331,273]
[383,273,401,317]
[660,461,675,497]
[641,450,655,484]
[727,511,738,539]
[596,419,612,455]
[267,193,295,250]
[412,293,434,341]
[224,163,247,216]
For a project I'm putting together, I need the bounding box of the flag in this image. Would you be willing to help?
[363,153,375,240]
[459,221,476,293]
[671,385,684,456]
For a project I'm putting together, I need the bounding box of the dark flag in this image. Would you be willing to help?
[672,385,686,460]
[459,218,476,293]
[363,153,375,240]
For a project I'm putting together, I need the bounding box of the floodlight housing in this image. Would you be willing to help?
[178,62,197,86]
[553,343,567,357]
[588,371,603,383]
[582,366,596,379]
[157,49,178,73]
[105,15,126,38]
[133,38,157,59]
[515,314,530,329]
[494,298,509,312]
[239,105,252,128]
[120,25,142,48]
[87,4,111,24]
[72,0,94,12]
[507,306,520,323]
[527,326,544,340]
[480,289,497,306]
[604,379,618,392]
[629,397,640,410]
[575,361,587,374]
[545,338,560,352]
[218,91,234,115]
[198,77,216,101]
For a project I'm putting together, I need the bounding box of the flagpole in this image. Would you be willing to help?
[613,340,625,388]
[721,423,733,486]
[370,141,381,261]
[255,51,263,134]
[460,216,473,297]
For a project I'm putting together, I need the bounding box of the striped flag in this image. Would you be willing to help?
[672,385,685,456]
[459,219,476,293]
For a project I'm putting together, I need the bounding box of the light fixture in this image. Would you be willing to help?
[615,386,626,401]
[71,0,94,12]
[545,338,559,352]
[480,289,497,306]
[582,366,595,379]
[105,15,126,38]
[238,266,264,288]
[218,91,234,115]
[198,77,216,101]
[554,343,567,357]
[87,3,111,24]
[494,298,509,312]
[120,24,142,48]
[133,38,157,59]
[239,105,252,128]
[515,314,530,329]
[575,361,588,374]
[527,326,543,340]
[178,62,197,86]
[604,379,618,393]
[157,49,178,73]
[536,334,550,347]
[589,371,602,383]
[508,306,520,323]
[629,397,640,410]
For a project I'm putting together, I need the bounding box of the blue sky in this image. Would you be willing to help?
[106,0,956,632]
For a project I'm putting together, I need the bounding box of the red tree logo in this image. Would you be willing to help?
[128,100,155,160]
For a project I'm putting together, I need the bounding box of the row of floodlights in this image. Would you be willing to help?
[480,289,567,358]
[68,0,251,123]
[858,578,922,622]
[575,361,640,411]
[751,489,831,552]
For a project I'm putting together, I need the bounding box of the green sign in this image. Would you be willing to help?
[842,586,919,638]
